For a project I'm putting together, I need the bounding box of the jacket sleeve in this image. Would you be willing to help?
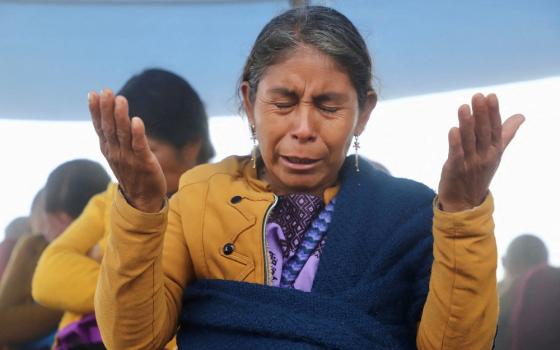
[417,193,498,350]
[32,184,113,313]
[0,236,63,344]
[94,189,195,350]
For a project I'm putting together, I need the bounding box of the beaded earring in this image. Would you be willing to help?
[353,135,360,172]
[250,124,258,168]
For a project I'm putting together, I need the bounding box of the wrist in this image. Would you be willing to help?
[118,185,164,213]
[437,191,489,212]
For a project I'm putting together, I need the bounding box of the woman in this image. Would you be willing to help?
[0,217,31,281]
[91,7,524,350]
[32,69,214,349]
[0,159,110,350]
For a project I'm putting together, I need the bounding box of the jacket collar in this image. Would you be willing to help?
[240,156,340,204]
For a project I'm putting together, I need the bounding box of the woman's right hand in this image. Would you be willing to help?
[89,89,166,213]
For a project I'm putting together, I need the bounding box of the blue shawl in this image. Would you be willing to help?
[178,156,436,349]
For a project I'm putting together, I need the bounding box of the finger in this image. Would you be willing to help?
[114,96,132,150]
[458,104,476,162]
[100,89,119,148]
[88,91,110,155]
[486,93,503,147]
[501,114,525,149]
[447,126,464,166]
[130,117,152,157]
[472,93,491,152]
[88,91,103,138]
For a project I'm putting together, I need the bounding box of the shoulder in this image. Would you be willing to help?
[339,157,435,208]
[12,235,48,260]
[104,182,118,198]
[76,182,116,222]
[178,156,248,190]
[82,182,117,209]
[334,157,435,247]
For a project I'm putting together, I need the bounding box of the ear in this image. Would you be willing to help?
[241,81,256,126]
[179,138,203,167]
[354,90,377,136]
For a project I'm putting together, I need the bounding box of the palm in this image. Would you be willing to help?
[437,93,524,212]
[89,90,166,212]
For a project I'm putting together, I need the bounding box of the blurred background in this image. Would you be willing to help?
[1,0,559,278]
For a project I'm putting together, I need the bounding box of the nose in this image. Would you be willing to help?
[290,106,317,143]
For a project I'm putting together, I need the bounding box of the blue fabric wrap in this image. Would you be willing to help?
[178,156,436,349]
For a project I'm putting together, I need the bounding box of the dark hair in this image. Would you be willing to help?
[4,217,30,240]
[30,188,45,215]
[118,68,215,164]
[505,234,549,271]
[44,159,111,219]
[240,6,374,112]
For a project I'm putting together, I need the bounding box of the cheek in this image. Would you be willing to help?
[155,151,175,173]
[322,119,356,155]
[254,115,287,156]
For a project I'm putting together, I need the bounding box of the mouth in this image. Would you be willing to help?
[280,155,321,171]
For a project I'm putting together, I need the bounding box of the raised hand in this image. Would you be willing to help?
[89,89,166,213]
[437,93,524,212]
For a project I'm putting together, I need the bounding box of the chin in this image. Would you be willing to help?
[278,173,325,194]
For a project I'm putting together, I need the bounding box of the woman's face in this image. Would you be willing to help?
[147,138,200,196]
[242,46,376,195]
[44,211,72,242]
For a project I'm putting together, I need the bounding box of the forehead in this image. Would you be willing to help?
[258,46,355,96]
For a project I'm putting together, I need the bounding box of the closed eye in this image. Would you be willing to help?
[318,105,339,113]
[274,102,296,109]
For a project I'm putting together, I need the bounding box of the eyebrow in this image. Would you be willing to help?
[266,88,347,103]
[265,87,299,99]
[313,92,347,104]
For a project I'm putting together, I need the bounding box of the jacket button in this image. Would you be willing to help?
[223,243,235,255]
[230,195,242,204]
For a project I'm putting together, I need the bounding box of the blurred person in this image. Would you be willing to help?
[0,217,31,281]
[495,234,559,350]
[33,68,214,350]
[498,234,548,295]
[90,6,524,349]
[0,160,110,350]
[29,189,47,236]
[0,190,46,282]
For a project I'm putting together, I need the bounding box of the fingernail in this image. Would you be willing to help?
[87,92,91,102]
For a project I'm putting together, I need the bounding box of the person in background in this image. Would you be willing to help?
[498,234,548,295]
[29,190,48,237]
[91,6,524,349]
[33,68,214,350]
[0,190,46,283]
[495,234,560,349]
[0,217,31,281]
[0,160,110,350]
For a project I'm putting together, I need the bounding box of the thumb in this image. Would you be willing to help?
[501,114,525,150]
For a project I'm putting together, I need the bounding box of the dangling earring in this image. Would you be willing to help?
[353,135,360,173]
[250,124,257,168]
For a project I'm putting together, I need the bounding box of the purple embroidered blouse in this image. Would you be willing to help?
[265,194,326,292]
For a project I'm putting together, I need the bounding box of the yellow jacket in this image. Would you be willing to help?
[33,183,114,331]
[95,156,498,350]
[32,183,178,350]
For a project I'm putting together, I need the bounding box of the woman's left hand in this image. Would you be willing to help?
[437,93,525,212]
